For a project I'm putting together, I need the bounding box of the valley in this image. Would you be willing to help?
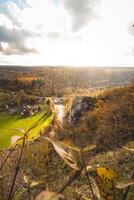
[0,66,133,200]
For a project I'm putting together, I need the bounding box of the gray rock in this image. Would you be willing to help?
[67,96,96,125]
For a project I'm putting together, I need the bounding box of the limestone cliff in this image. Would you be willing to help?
[66,96,96,125]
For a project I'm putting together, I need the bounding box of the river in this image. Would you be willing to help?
[54,104,65,123]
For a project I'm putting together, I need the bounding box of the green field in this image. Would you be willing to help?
[0,111,52,149]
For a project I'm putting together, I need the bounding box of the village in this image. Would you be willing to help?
[0,89,64,118]
[0,91,46,117]
[3,103,42,117]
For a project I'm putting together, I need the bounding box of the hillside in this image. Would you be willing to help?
[0,84,134,199]
[0,66,134,96]
[64,84,134,151]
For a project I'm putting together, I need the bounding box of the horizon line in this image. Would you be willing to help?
[0,65,134,68]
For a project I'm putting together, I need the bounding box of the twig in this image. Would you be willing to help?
[81,148,96,200]
[112,184,116,200]
[58,167,83,193]
[7,116,45,200]
[7,135,26,200]
[123,173,134,200]
[0,145,17,171]
[20,169,31,200]
[27,186,32,200]
[123,186,131,200]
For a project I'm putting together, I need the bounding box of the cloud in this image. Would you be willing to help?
[64,0,98,31]
[0,1,21,26]
[0,0,133,66]
[0,25,37,55]
[0,13,13,28]
[0,1,38,55]
[47,31,61,40]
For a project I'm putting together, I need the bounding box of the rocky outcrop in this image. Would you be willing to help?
[66,96,96,125]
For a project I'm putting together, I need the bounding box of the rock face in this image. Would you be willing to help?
[67,96,96,125]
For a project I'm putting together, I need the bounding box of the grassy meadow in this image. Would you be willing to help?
[0,111,52,149]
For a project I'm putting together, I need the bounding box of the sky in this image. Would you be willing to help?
[0,0,134,66]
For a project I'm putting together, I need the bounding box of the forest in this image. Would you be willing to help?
[0,66,133,96]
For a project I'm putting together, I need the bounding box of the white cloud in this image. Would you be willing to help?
[0,1,21,26]
[0,0,134,66]
[0,13,13,28]
[0,1,38,55]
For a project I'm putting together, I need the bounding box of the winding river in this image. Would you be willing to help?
[54,103,65,123]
